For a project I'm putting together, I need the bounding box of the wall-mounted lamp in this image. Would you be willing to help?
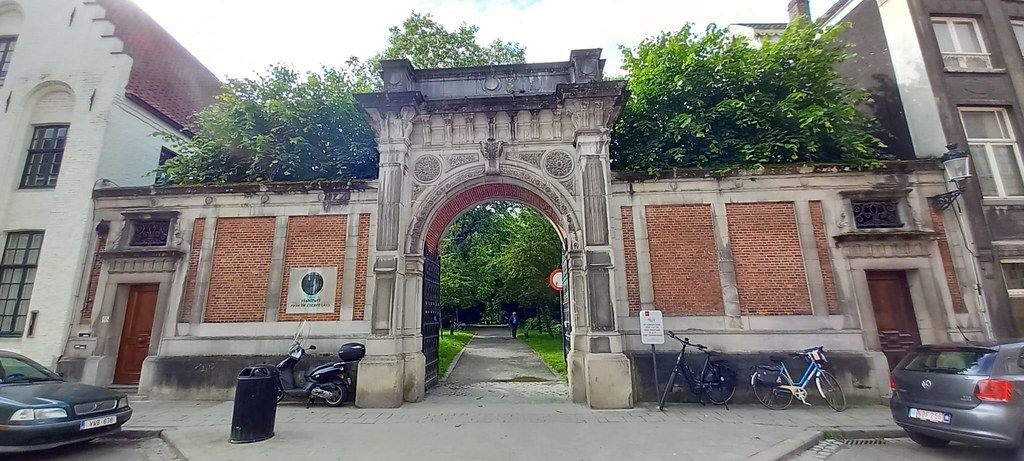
[931,144,972,211]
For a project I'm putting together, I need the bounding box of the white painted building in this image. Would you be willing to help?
[0,0,219,367]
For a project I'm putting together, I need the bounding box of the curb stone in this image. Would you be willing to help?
[440,331,475,382]
[760,426,905,460]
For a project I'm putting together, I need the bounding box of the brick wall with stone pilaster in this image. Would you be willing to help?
[621,206,641,314]
[929,208,968,313]
[726,202,812,316]
[645,204,724,316]
[179,218,204,322]
[204,217,275,323]
[353,213,370,321]
[79,233,108,324]
[809,201,839,314]
[278,215,347,322]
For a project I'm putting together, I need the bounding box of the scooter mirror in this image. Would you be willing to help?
[308,344,317,350]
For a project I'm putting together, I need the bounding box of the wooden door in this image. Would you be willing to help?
[114,284,159,384]
[865,271,921,369]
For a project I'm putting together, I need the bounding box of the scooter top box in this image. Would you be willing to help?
[339,343,366,362]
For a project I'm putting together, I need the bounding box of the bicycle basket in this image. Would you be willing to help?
[810,348,827,364]
[753,368,783,387]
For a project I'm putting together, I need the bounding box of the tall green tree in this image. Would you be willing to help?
[438,202,561,325]
[611,20,885,174]
[159,13,525,185]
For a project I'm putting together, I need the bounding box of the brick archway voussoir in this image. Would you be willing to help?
[423,183,560,252]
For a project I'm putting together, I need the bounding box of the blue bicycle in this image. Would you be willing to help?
[750,346,847,411]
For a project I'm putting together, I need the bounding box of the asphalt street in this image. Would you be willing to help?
[9,435,179,461]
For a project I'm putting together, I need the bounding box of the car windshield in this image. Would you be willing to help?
[898,348,997,376]
[0,356,62,384]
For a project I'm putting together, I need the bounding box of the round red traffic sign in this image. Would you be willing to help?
[548,269,564,292]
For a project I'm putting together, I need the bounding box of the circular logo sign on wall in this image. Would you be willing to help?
[301,272,325,296]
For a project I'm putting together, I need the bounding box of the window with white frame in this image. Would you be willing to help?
[1013,20,1024,55]
[959,108,1024,197]
[1003,261,1024,336]
[932,17,992,70]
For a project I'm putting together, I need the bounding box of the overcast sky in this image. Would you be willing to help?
[132,0,843,80]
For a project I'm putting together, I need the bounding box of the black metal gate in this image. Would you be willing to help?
[560,247,571,359]
[422,245,442,389]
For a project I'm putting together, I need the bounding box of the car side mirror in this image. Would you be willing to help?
[308,345,317,351]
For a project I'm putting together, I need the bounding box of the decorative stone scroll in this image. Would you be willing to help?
[413,155,442,184]
[448,153,479,170]
[508,151,543,168]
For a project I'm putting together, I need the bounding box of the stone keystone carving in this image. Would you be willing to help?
[480,137,505,176]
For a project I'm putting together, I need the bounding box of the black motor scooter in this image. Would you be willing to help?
[276,322,365,406]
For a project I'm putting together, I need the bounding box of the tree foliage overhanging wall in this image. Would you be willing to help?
[161,18,885,185]
[611,21,885,173]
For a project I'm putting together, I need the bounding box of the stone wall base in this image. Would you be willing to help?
[584,352,634,409]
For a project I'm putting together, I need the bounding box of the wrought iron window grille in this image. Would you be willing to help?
[128,220,170,247]
[852,200,903,229]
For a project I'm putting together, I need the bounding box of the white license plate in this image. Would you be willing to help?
[908,408,951,424]
[80,415,118,430]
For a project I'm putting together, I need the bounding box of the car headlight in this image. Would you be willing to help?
[10,408,68,421]
[117,396,129,409]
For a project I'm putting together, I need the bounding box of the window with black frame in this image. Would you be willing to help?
[21,125,69,188]
[129,220,170,247]
[0,36,15,87]
[851,200,903,229]
[0,232,43,336]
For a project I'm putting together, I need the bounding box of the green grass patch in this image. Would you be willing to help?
[438,330,474,377]
[520,334,567,381]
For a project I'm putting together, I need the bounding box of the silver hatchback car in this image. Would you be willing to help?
[890,341,1024,454]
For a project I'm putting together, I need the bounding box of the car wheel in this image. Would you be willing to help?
[907,430,950,448]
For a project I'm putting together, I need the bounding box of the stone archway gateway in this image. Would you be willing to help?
[354,49,633,408]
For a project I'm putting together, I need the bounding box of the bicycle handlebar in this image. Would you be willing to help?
[664,330,708,351]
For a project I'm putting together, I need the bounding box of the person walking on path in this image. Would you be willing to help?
[508,311,520,338]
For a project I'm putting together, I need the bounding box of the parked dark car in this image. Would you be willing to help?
[890,341,1024,455]
[0,350,132,453]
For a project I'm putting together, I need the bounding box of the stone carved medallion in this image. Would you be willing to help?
[413,155,442,183]
[543,150,574,178]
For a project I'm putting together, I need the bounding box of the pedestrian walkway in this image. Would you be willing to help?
[120,330,901,461]
[431,326,567,404]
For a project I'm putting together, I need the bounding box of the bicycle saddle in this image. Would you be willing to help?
[769,355,788,362]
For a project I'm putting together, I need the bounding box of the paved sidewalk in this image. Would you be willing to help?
[122,328,898,460]
[126,399,896,461]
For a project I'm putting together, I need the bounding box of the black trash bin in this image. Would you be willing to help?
[230,365,279,443]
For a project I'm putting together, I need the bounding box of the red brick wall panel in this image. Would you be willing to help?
[79,233,108,324]
[620,206,641,315]
[727,202,812,316]
[204,217,275,323]
[930,209,967,313]
[353,214,370,321]
[179,218,204,322]
[645,204,724,316]
[809,202,839,314]
[278,215,348,322]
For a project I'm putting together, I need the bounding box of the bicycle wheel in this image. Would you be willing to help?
[752,372,794,410]
[702,361,737,405]
[816,370,847,412]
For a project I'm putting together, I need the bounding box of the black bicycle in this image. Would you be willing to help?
[657,331,737,409]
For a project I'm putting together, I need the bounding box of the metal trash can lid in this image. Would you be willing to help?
[238,365,279,378]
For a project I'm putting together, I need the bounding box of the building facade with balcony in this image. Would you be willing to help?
[0,0,219,369]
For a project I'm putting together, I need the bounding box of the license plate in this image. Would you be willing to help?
[80,415,117,430]
[908,408,951,424]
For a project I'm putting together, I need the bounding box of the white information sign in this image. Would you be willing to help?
[285,267,338,314]
[639,309,664,345]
